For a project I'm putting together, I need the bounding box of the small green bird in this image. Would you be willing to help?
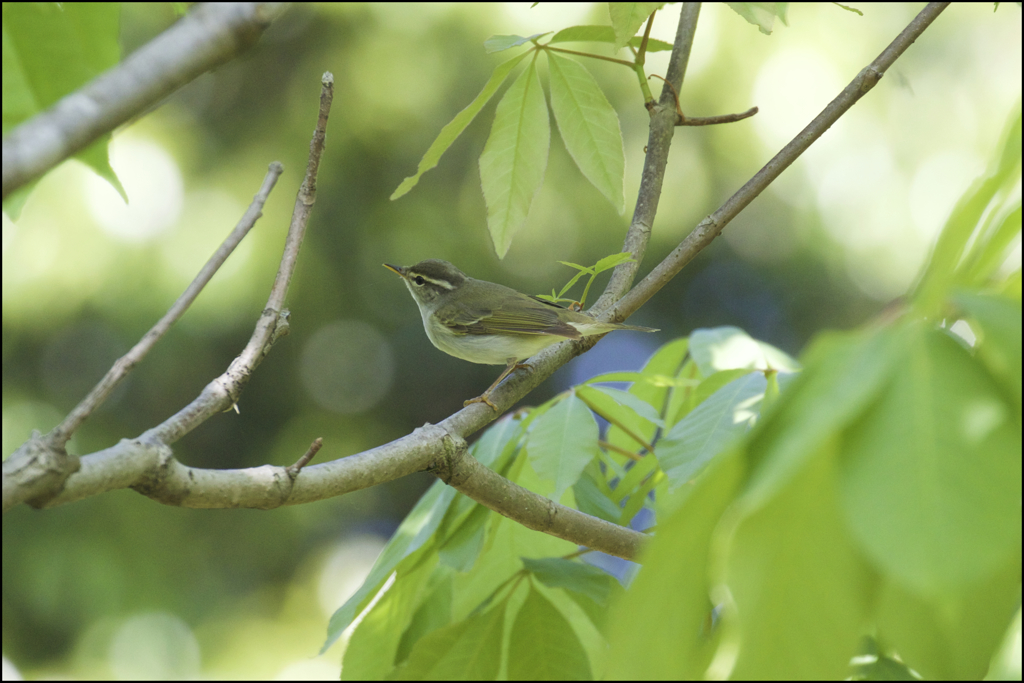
[385,259,657,409]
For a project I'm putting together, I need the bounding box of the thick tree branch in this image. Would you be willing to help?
[2,3,286,200]
[432,436,647,561]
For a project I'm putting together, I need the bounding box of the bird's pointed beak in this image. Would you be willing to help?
[383,263,405,277]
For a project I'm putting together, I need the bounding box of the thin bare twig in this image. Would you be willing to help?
[649,73,758,125]
[591,2,703,319]
[2,163,283,511]
[679,107,760,126]
[3,74,335,512]
[287,438,324,477]
[144,72,334,446]
[50,163,284,448]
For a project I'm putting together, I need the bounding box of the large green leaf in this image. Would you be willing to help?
[395,568,454,666]
[322,479,458,651]
[548,25,673,52]
[507,585,593,680]
[875,556,1022,679]
[657,371,765,489]
[741,327,902,509]
[527,394,599,501]
[605,451,743,678]
[607,3,665,50]
[483,33,549,54]
[522,557,613,606]
[582,385,663,428]
[689,325,800,376]
[577,383,657,457]
[547,51,624,214]
[915,107,1021,315]
[2,3,124,213]
[572,461,622,523]
[449,458,576,621]
[341,554,437,680]
[479,57,550,258]
[726,450,875,679]
[391,599,507,680]
[953,290,1022,416]
[725,3,791,35]
[838,327,1022,594]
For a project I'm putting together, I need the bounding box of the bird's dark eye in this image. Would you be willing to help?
[413,276,425,286]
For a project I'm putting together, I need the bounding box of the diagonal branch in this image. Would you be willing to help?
[612,1,951,322]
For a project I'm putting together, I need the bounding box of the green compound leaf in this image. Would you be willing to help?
[522,557,613,605]
[658,371,766,489]
[839,327,1022,594]
[479,57,550,258]
[2,3,125,212]
[547,51,625,214]
[391,600,507,680]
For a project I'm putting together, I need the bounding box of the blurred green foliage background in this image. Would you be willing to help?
[2,3,1020,678]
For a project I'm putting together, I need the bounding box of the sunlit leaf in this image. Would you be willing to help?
[585,385,663,428]
[341,555,436,679]
[607,3,665,50]
[484,32,548,53]
[657,371,764,488]
[391,600,506,679]
[323,480,457,651]
[479,58,550,258]
[689,326,800,376]
[839,327,1021,593]
[953,291,1022,414]
[392,51,530,200]
[915,107,1021,315]
[527,394,599,500]
[875,557,1021,679]
[726,2,790,35]
[605,452,743,678]
[2,3,124,213]
[727,452,873,679]
[548,24,672,51]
